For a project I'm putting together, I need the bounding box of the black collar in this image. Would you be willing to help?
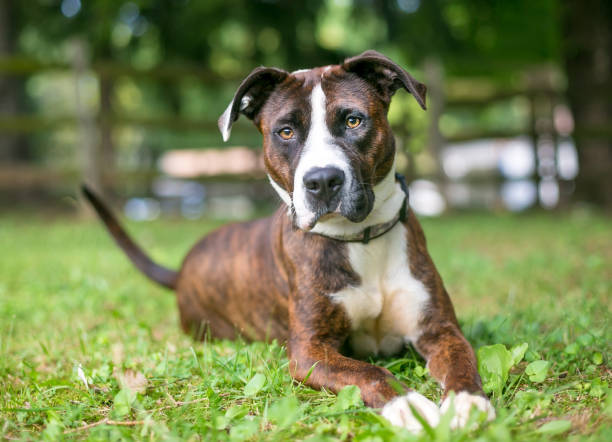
[311,173,409,244]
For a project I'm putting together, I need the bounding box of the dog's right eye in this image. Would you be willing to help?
[346,116,362,129]
[278,127,294,140]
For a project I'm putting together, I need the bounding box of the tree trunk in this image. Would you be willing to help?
[0,0,29,163]
[98,73,115,200]
[424,57,446,184]
[562,0,612,209]
[72,41,115,207]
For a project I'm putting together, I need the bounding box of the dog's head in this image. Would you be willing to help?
[219,50,426,231]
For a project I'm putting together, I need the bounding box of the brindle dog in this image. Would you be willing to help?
[83,50,495,432]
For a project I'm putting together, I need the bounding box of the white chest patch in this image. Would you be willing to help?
[329,222,431,357]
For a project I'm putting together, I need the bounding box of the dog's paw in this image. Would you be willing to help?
[381,392,441,434]
[439,391,496,430]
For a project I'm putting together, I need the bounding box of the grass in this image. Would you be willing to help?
[0,209,610,441]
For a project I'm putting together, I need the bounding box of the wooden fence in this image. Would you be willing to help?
[0,50,571,206]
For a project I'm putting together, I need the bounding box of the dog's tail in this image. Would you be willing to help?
[81,184,178,290]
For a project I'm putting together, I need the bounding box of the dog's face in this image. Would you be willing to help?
[219,51,426,230]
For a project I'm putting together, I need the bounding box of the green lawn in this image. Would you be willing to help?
[1,211,610,441]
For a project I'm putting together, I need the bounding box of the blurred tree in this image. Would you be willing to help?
[10,0,333,196]
[14,0,127,198]
[366,0,560,77]
[3,0,610,207]
[562,0,612,208]
[0,0,29,163]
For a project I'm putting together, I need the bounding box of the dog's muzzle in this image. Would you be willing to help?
[303,167,345,209]
[299,167,374,229]
[342,183,374,223]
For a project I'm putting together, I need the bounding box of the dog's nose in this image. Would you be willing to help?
[303,167,345,203]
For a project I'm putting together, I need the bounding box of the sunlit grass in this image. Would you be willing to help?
[0,211,610,440]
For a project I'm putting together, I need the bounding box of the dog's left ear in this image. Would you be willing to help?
[343,50,427,110]
[218,66,289,142]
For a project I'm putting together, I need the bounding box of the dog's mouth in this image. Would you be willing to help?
[298,207,339,231]
[297,187,375,231]
[304,211,341,230]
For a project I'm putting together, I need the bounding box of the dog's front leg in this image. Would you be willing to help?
[285,284,400,407]
[414,320,496,429]
[288,337,398,408]
[288,337,443,432]
[286,295,441,432]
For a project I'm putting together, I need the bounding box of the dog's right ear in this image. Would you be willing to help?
[218,67,289,142]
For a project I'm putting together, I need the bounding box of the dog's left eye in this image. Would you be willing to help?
[278,127,294,140]
[346,116,362,129]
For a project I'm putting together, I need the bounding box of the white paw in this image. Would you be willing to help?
[440,391,496,430]
[381,392,441,434]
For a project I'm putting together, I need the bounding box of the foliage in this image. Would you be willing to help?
[14,0,562,75]
[0,211,610,440]
[477,342,527,398]
[5,0,610,207]
[7,0,567,163]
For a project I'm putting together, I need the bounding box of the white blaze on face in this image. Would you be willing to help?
[292,83,352,229]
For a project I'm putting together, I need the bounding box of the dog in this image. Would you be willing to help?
[83,50,495,433]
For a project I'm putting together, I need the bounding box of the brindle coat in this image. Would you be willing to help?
[83,51,484,410]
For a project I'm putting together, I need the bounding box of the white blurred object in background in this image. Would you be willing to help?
[498,137,536,179]
[409,180,446,216]
[539,177,560,208]
[501,180,538,211]
[557,139,579,180]
[124,197,161,221]
[158,147,264,178]
[440,136,578,212]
